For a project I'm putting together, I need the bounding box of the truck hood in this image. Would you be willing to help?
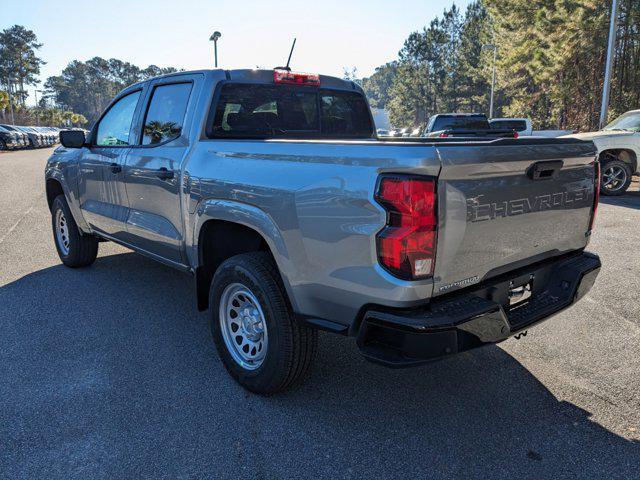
[563,130,635,141]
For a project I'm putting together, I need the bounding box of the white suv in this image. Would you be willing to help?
[566,110,640,195]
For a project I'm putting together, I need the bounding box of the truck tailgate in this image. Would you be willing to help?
[433,139,597,296]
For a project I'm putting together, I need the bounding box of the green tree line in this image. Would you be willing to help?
[0,24,180,126]
[44,58,179,123]
[362,0,640,131]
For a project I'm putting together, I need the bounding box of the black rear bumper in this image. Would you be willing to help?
[356,251,601,367]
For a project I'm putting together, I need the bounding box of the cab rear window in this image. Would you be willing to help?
[209,84,373,139]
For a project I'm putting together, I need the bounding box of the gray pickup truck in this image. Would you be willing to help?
[46,69,601,394]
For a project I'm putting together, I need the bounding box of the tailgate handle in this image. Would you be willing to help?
[527,160,563,180]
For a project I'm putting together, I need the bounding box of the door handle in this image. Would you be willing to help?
[110,163,122,174]
[526,160,563,180]
[156,167,174,180]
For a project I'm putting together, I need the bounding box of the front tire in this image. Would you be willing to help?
[51,195,98,267]
[210,252,317,395]
[600,157,632,196]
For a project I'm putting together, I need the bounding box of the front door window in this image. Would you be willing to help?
[96,91,141,146]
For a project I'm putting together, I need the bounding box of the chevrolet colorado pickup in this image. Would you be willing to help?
[46,69,601,394]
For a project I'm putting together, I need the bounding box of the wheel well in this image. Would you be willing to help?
[46,179,64,210]
[196,220,271,311]
[599,149,638,173]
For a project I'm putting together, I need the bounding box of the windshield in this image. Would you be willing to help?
[432,115,489,132]
[604,111,640,132]
[490,119,527,132]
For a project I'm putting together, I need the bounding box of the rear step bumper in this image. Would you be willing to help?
[356,251,600,368]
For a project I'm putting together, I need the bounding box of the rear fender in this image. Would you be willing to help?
[191,199,298,311]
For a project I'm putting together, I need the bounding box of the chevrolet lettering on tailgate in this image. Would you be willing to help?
[467,188,592,223]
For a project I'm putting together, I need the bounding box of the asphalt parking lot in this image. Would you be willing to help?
[1,147,639,479]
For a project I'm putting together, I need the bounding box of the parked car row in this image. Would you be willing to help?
[0,125,62,150]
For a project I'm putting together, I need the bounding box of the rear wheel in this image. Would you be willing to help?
[210,252,317,395]
[51,195,99,267]
[600,156,632,196]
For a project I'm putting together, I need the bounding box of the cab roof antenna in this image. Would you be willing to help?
[276,38,296,71]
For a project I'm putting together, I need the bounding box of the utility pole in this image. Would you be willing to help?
[482,44,497,119]
[599,0,620,130]
[34,89,43,126]
[7,79,15,125]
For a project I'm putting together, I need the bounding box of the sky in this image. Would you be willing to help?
[4,0,473,104]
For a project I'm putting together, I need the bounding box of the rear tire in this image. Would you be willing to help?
[210,252,317,395]
[51,195,98,267]
[600,157,632,196]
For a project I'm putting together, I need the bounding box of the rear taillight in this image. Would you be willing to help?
[513,131,519,139]
[375,175,438,280]
[589,160,600,232]
[439,132,449,138]
[273,69,320,86]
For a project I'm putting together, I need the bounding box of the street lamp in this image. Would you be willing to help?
[482,44,497,119]
[209,31,222,68]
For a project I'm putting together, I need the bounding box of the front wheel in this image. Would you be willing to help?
[51,195,99,267]
[210,252,317,395]
[600,158,632,196]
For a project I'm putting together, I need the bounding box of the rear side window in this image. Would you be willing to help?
[432,115,489,131]
[209,84,373,139]
[490,120,527,132]
[142,83,193,145]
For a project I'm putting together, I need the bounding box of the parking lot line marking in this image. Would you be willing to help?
[0,193,42,246]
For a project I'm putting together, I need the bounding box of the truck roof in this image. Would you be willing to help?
[130,68,362,93]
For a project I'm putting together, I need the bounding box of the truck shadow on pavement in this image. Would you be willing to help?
[599,189,640,210]
[1,251,638,479]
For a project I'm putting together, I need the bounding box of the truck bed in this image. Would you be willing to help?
[189,135,597,323]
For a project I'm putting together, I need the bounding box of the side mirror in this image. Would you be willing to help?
[60,130,86,148]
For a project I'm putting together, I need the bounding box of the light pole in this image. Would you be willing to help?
[482,44,497,119]
[34,89,44,126]
[599,0,620,130]
[7,78,15,125]
[209,31,222,68]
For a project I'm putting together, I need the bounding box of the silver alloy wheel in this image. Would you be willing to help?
[55,209,70,255]
[219,282,268,370]
[602,165,628,192]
